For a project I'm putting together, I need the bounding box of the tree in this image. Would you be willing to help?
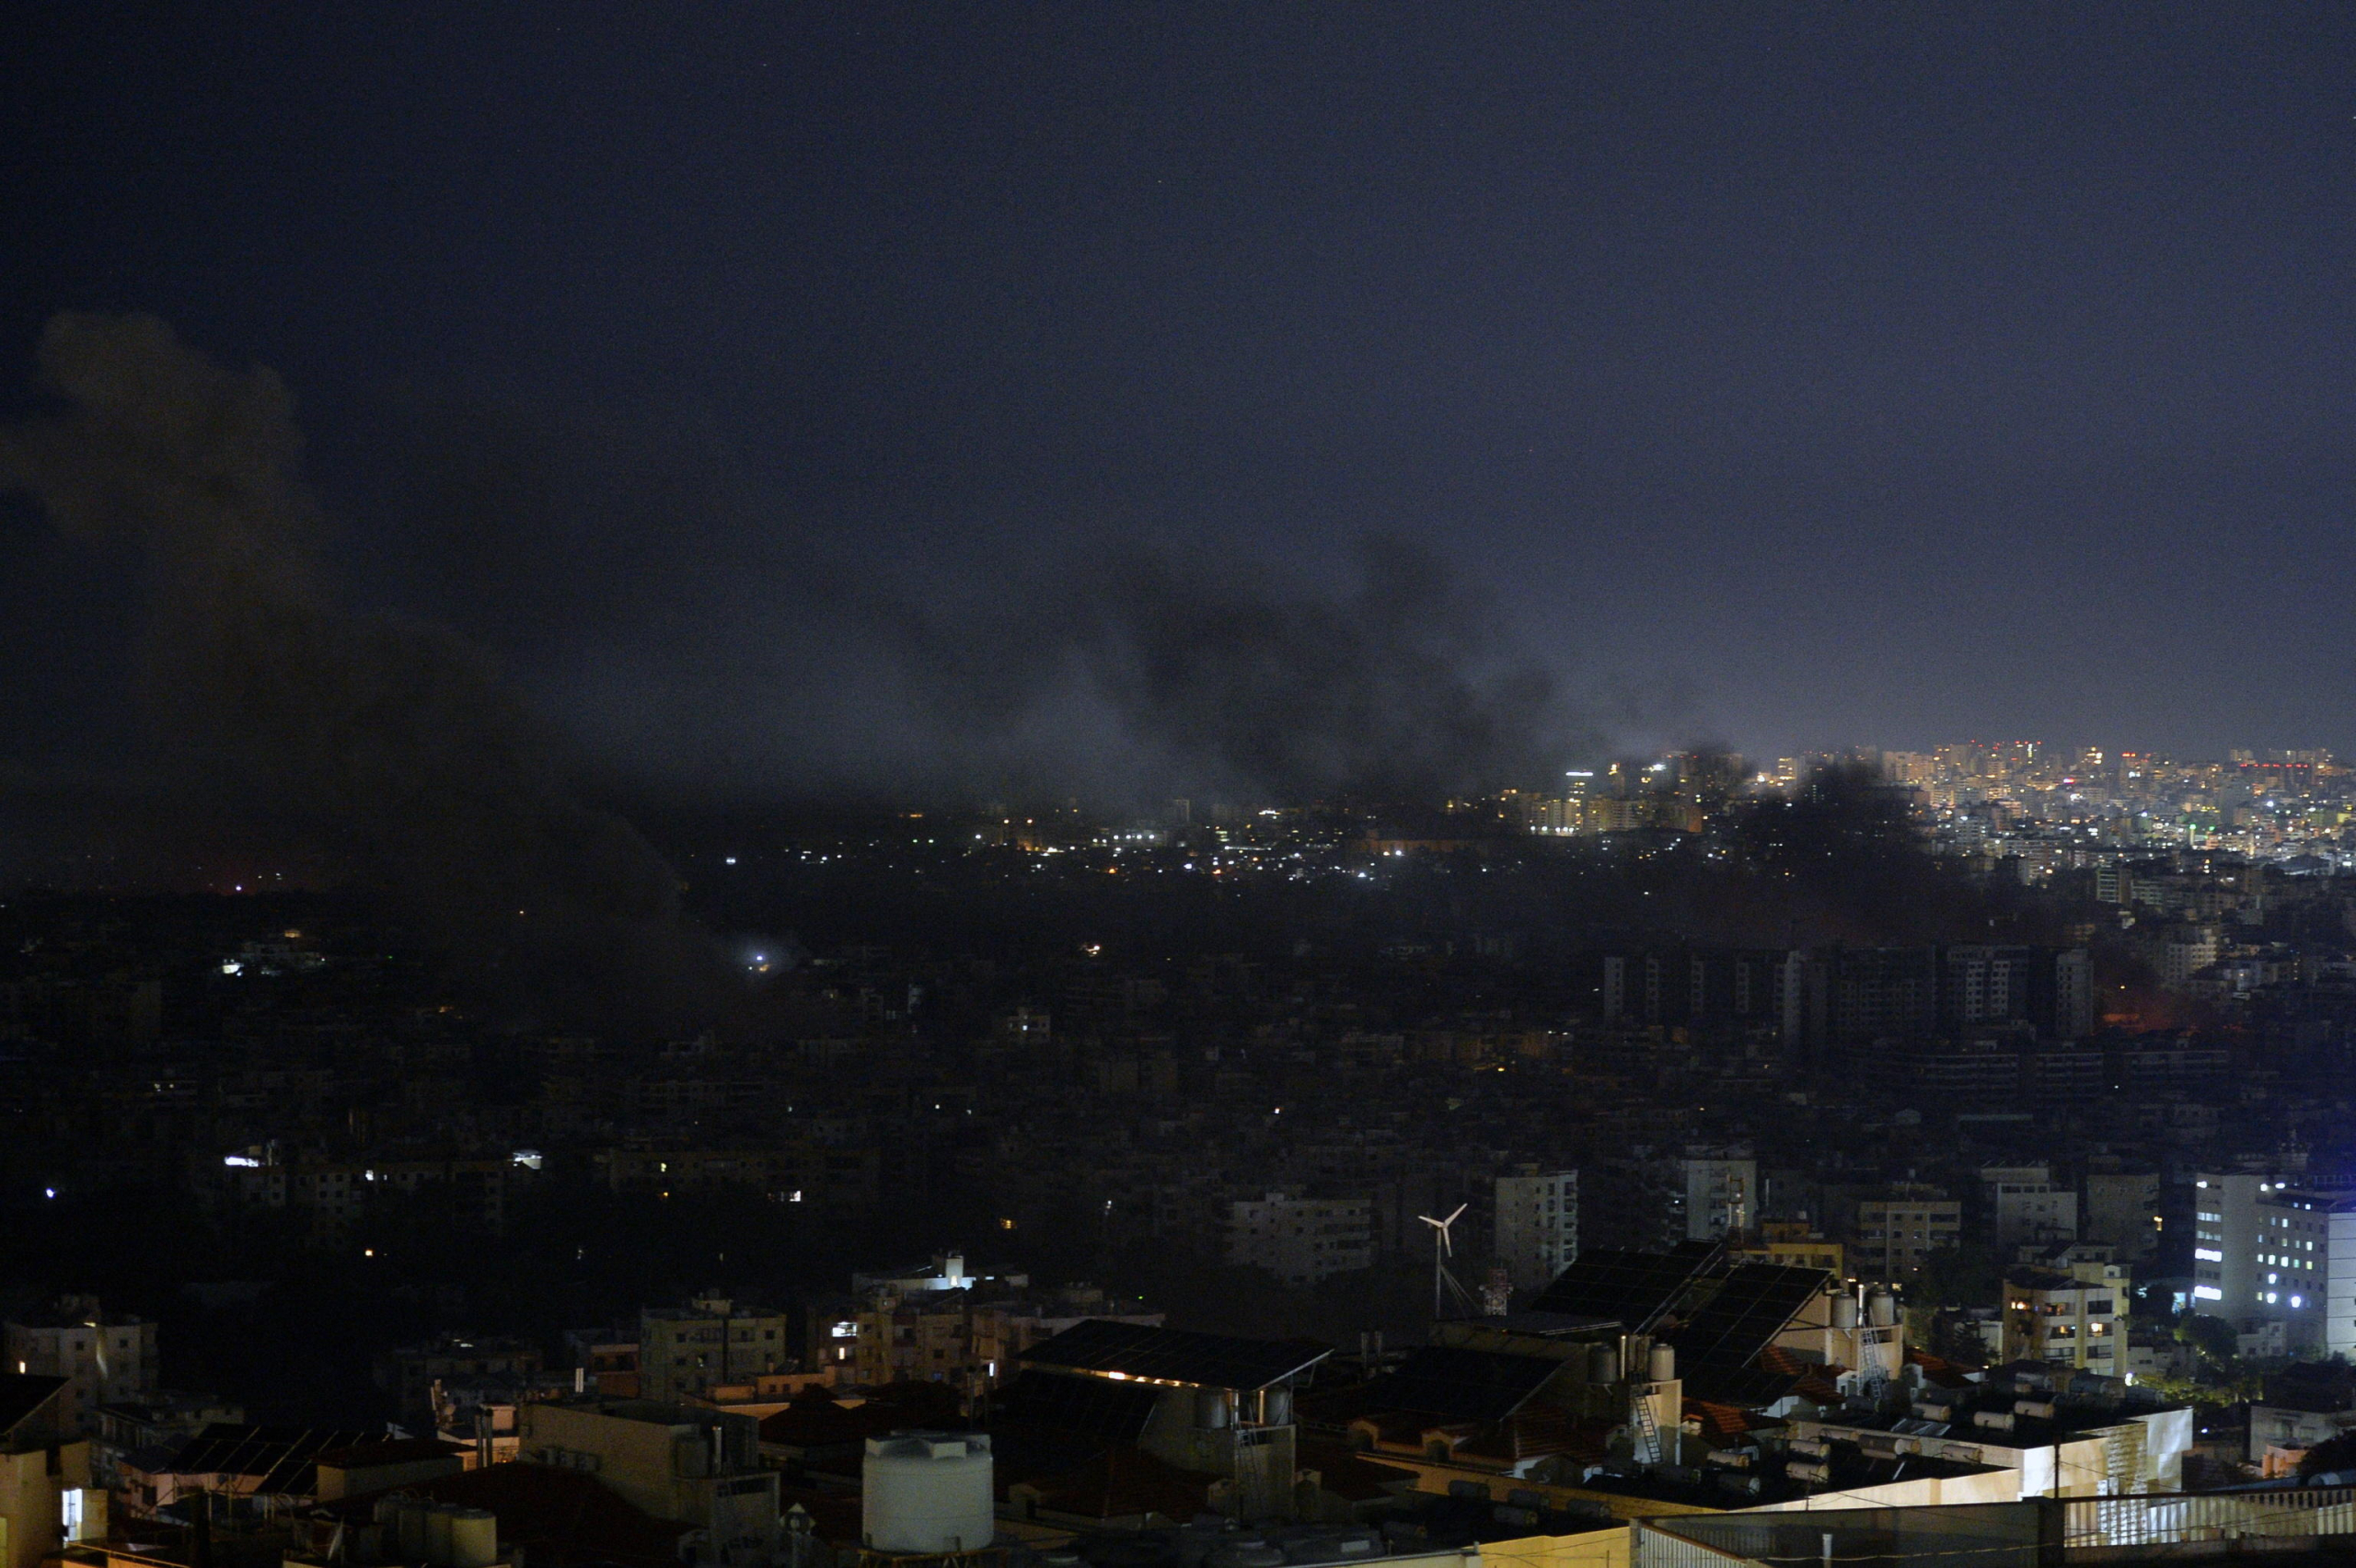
[1911,1244,2004,1311]
[2175,1310,2239,1367]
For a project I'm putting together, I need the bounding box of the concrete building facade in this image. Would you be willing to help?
[1495,1169,1579,1293]
[1225,1193,1374,1286]
[3,1300,155,1438]
[637,1298,792,1406]
[516,1400,779,1567]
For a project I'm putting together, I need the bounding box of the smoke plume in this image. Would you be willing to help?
[929,541,1576,803]
[0,314,723,1030]
[349,384,1586,808]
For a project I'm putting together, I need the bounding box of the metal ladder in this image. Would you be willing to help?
[1632,1385,1664,1466]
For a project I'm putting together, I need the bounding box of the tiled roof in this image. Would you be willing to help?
[1018,1444,1216,1521]
[758,1388,872,1447]
[1455,1410,1610,1465]
[1295,1437,1412,1503]
[1755,1346,1843,1403]
[1683,1399,1774,1441]
[405,1461,693,1568]
[1905,1347,1980,1389]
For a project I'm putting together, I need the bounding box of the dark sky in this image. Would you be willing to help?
[11,3,2356,795]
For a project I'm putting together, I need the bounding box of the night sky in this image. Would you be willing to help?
[12,4,2356,802]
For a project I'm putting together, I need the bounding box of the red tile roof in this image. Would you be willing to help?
[1017,1445,1216,1522]
[404,1461,691,1568]
[1295,1438,1411,1504]
[760,1388,872,1447]
[1684,1400,1773,1442]
[1905,1347,1980,1389]
[1755,1347,1843,1403]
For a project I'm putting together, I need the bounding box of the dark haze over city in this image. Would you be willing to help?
[9,3,2356,1526]
[14,6,2356,818]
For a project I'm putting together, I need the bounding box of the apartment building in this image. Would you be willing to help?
[2191,1170,2356,1356]
[1854,1187,1962,1277]
[3,1298,156,1437]
[637,1297,793,1404]
[515,1400,778,1567]
[1493,1168,1578,1292]
[2002,1266,2124,1373]
[1679,1154,1757,1241]
[1982,1164,2079,1250]
[1225,1192,1374,1286]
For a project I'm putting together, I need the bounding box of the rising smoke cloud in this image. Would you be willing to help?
[922,540,1578,804]
[0,314,724,1030]
[355,384,1585,808]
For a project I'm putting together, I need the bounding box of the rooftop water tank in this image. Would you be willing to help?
[1831,1295,1859,1330]
[1589,1343,1621,1384]
[863,1432,994,1555]
[449,1508,498,1568]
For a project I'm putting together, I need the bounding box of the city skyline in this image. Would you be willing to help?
[15,7,2356,802]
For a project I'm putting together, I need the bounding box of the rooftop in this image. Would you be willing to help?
[1021,1320,1331,1392]
[1530,1241,1721,1329]
[0,1375,66,1446]
[1350,1345,1565,1424]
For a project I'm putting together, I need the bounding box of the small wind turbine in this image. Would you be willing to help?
[1419,1203,1478,1320]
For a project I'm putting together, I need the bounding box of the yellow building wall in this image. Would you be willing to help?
[0,1448,61,1568]
[1478,1527,1634,1568]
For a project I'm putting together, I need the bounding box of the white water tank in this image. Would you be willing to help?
[1648,1345,1676,1383]
[1831,1295,1859,1330]
[1867,1287,1897,1327]
[449,1509,498,1568]
[863,1433,994,1554]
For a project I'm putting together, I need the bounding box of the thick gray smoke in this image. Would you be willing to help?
[353,386,1583,808]
[0,314,724,1030]
[928,541,1576,803]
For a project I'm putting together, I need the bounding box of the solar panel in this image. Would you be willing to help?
[163,1425,370,1494]
[1021,1320,1331,1390]
[1355,1346,1564,1424]
[1530,1241,1720,1329]
[1669,1264,1830,1374]
[991,1369,1160,1439]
